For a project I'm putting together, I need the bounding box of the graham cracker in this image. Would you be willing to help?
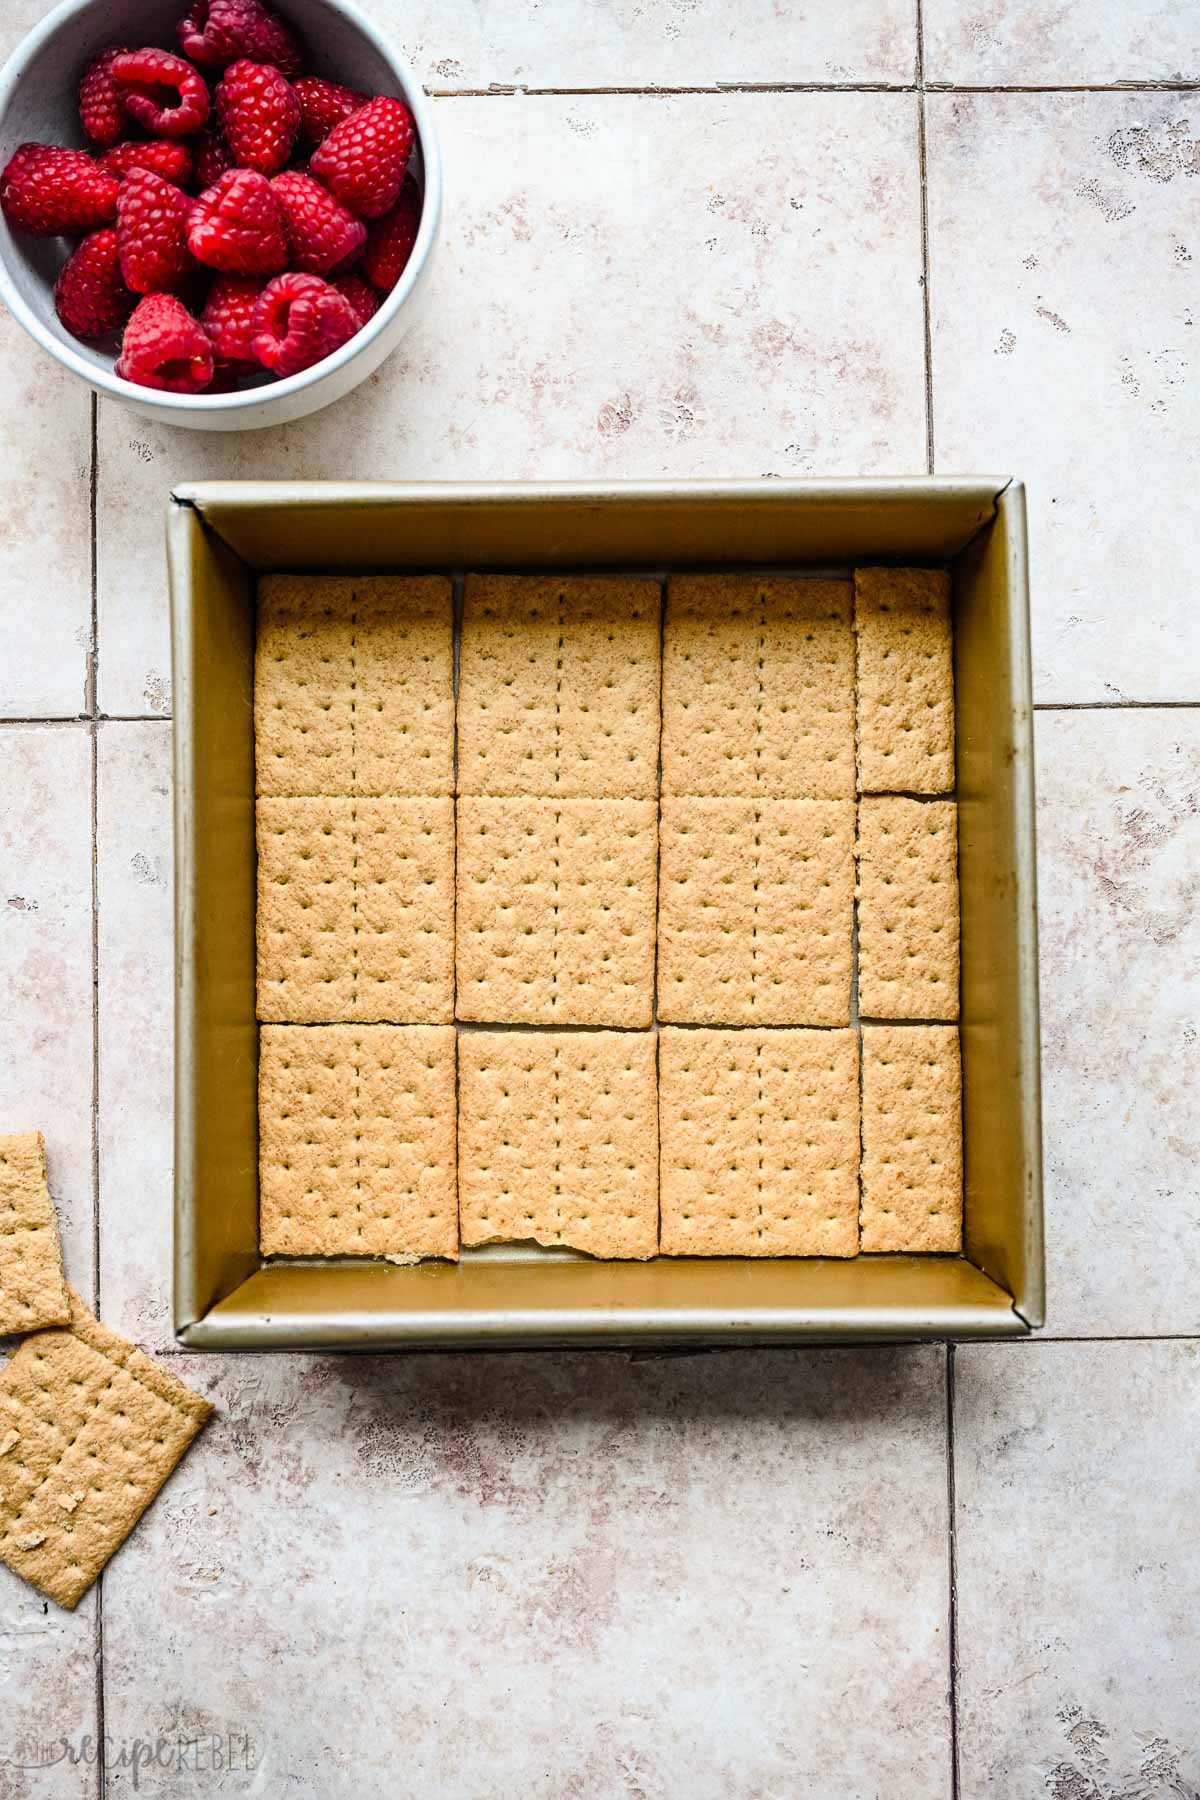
[259,1025,458,1259]
[456,797,658,1026]
[861,1025,962,1251]
[0,1132,70,1336]
[662,574,854,798]
[457,574,661,799]
[0,1287,212,1609]
[458,1031,658,1259]
[854,566,955,794]
[857,797,960,1020]
[657,798,855,1026]
[256,574,454,797]
[658,1027,859,1256]
[257,796,454,1024]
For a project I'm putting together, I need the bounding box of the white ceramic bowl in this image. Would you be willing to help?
[0,0,440,429]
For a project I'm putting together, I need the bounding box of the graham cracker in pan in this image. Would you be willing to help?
[256,795,455,1024]
[856,796,960,1021]
[256,574,454,798]
[456,797,658,1027]
[457,574,661,799]
[658,1027,860,1257]
[854,566,955,795]
[657,798,855,1026]
[662,574,854,799]
[861,1025,963,1252]
[259,1024,458,1259]
[458,1030,658,1259]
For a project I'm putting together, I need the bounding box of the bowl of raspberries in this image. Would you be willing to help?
[0,0,440,428]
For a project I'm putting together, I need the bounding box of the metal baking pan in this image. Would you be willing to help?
[168,477,1043,1349]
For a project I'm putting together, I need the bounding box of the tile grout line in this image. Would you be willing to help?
[424,79,1200,97]
[946,1343,962,1800]
[86,388,107,1800]
[915,0,935,476]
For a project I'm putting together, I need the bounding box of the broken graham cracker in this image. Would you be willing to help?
[657,798,854,1026]
[857,797,960,1021]
[861,1025,962,1252]
[662,574,854,798]
[256,574,454,798]
[257,796,454,1024]
[456,797,658,1026]
[659,1027,859,1257]
[457,574,661,799]
[0,1288,212,1610]
[0,1132,70,1336]
[854,566,955,794]
[259,1025,457,1259]
[458,1031,658,1259]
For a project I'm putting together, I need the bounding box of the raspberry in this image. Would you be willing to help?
[179,0,303,79]
[54,228,135,341]
[112,48,210,139]
[117,293,213,391]
[309,95,415,219]
[116,167,194,294]
[200,272,266,363]
[293,76,367,148]
[188,168,287,275]
[100,140,193,187]
[360,178,421,291]
[78,46,133,148]
[215,59,300,176]
[0,143,119,236]
[332,274,380,331]
[271,170,366,274]
[191,128,234,192]
[251,271,357,376]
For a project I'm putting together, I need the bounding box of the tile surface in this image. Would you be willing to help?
[96,89,925,713]
[924,0,1200,85]
[0,6,95,721]
[101,1347,952,1800]
[95,723,174,1352]
[396,0,917,87]
[927,92,1200,703]
[0,1575,97,1798]
[0,729,94,1303]
[0,727,96,1792]
[955,1340,1200,1800]
[1035,710,1200,1336]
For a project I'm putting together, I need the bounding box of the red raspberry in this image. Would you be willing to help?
[78,46,133,148]
[191,128,234,192]
[360,178,421,291]
[0,143,119,236]
[215,59,300,176]
[293,76,367,148]
[332,274,380,331]
[188,168,287,275]
[309,96,415,219]
[271,170,366,274]
[251,271,357,376]
[116,167,194,294]
[100,140,193,187]
[117,292,213,391]
[54,228,135,341]
[179,0,302,78]
[112,48,210,138]
[200,271,266,363]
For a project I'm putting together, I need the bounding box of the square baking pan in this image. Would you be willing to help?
[169,477,1042,1349]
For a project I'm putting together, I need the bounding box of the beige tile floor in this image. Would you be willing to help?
[0,2,1198,1794]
